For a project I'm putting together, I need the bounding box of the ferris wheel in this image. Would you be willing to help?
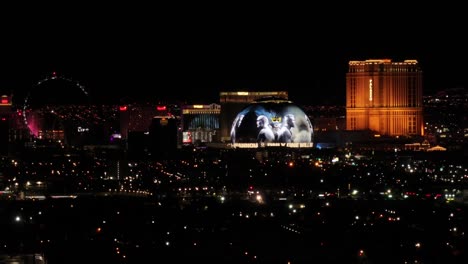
[22,72,90,139]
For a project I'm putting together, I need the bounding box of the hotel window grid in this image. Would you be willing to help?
[346,59,423,136]
[408,77,416,107]
[409,116,416,134]
[350,117,356,130]
[350,79,356,107]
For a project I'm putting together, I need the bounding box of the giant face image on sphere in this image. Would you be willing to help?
[230,100,313,144]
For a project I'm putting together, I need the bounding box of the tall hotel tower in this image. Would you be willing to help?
[346,59,424,136]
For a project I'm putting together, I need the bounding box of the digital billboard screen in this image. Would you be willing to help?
[230,100,313,146]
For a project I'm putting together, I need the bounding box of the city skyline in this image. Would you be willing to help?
[0,4,466,261]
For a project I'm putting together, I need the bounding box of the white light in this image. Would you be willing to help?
[256,195,262,202]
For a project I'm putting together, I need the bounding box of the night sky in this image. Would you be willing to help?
[1,4,467,106]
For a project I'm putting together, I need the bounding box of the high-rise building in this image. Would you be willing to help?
[0,95,12,156]
[121,103,180,158]
[149,116,178,158]
[181,104,220,145]
[346,59,424,136]
[219,91,288,142]
[119,104,157,140]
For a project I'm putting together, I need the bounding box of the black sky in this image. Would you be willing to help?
[1,4,467,106]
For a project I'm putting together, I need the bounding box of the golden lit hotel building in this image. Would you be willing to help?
[346,59,424,136]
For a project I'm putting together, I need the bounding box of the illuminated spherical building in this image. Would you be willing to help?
[230,98,313,147]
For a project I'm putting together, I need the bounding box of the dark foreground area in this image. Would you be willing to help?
[0,195,467,263]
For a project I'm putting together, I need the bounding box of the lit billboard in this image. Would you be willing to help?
[230,100,313,147]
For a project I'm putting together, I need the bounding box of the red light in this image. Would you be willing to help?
[157,106,167,111]
[52,71,57,76]
[1,117,6,121]
[1,99,8,104]
[17,111,22,116]
[119,106,127,111]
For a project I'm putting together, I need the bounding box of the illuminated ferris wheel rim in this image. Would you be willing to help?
[22,71,89,127]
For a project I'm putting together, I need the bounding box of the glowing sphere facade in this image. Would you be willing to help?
[230,99,313,146]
